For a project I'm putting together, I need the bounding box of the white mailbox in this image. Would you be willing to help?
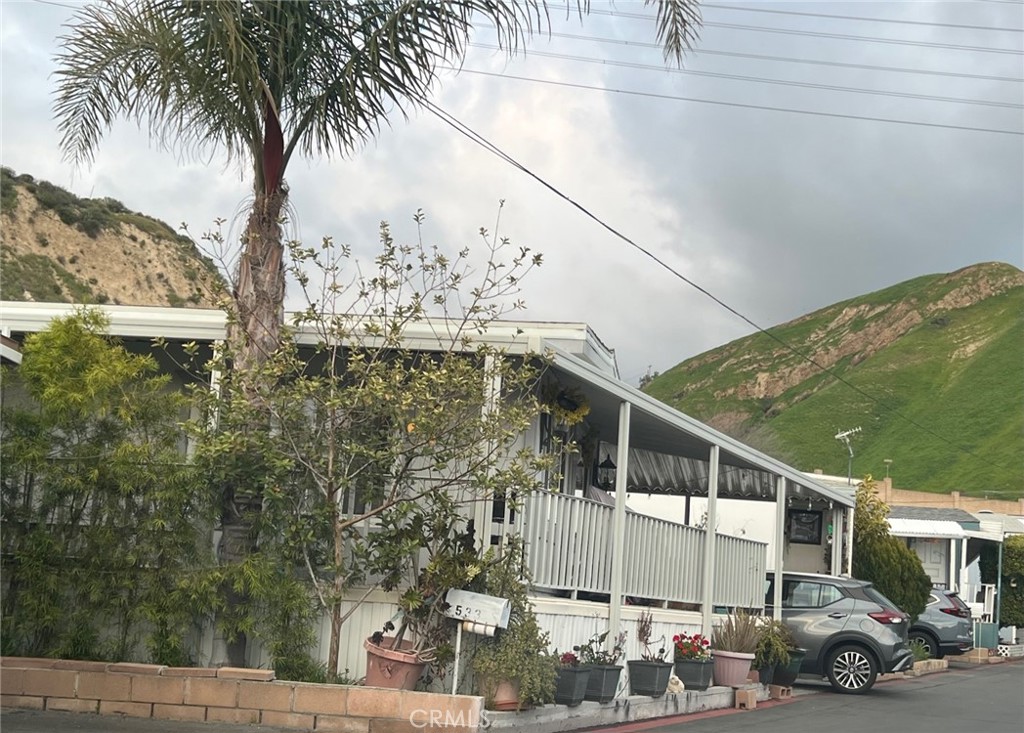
[445,589,513,694]
[444,589,511,629]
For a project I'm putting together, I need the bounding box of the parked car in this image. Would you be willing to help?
[909,588,973,659]
[764,571,914,694]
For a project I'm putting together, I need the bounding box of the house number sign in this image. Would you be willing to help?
[445,589,511,695]
[443,589,511,629]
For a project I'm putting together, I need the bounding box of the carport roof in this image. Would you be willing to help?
[547,346,855,508]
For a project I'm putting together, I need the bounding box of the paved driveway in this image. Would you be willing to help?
[614,662,1024,733]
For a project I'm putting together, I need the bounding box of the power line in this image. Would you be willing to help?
[446,67,1024,136]
[501,34,1024,83]
[421,101,1013,471]
[471,43,1024,110]
[702,3,1024,33]
[527,30,1024,84]
[692,47,1019,84]
[580,8,1024,54]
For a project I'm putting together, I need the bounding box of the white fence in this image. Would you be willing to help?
[521,492,767,609]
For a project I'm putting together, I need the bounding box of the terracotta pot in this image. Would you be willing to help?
[711,649,755,688]
[486,677,522,711]
[364,636,427,690]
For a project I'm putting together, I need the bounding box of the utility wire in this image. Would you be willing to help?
[702,3,1024,33]
[445,67,1024,136]
[421,101,1009,467]
[523,30,1024,83]
[581,9,1024,54]
[692,47,1024,84]
[471,43,1024,109]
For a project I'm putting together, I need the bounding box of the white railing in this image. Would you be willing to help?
[522,492,767,608]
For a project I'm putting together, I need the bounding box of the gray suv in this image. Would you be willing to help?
[909,588,973,659]
[764,572,914,694]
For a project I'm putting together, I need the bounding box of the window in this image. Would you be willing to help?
[782,580,843,608]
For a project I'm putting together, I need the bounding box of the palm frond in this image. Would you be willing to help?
[646,0,702,66]
[55,0,703,180]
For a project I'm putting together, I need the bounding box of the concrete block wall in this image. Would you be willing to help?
[0,657,484,732]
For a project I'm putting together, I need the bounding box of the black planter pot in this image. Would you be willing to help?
[673,659,714,691]
[554,667,591,707]
[583,664,623,703]
[755,664,775,686]
[773,648,807,687]
[627,660,673,697]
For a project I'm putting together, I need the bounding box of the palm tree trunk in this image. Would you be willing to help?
[216,188,287,668]
[231,188,287,379]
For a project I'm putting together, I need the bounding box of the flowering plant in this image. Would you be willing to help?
[558,651,580,667]
[673,631,711,661]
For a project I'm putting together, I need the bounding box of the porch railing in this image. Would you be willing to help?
[521,491,766,608]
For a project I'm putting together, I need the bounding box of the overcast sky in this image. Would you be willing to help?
[2,1,1022,383]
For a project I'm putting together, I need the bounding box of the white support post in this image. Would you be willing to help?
[831,506,843,575]
[844,504,855,576]
[773,476,786,620]
[481,354,503,552]
[700,445,721,638]
[959,538,969,593]
[948,538,957,591]
[607,401,631,649]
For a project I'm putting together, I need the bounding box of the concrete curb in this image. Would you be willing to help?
[487,684,773,733]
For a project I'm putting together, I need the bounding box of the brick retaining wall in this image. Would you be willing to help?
[0,657,484,732]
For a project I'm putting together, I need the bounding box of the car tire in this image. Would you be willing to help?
[825,644,878,694]
[909,629,943,659]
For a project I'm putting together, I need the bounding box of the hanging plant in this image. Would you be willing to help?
[541,383,590,426]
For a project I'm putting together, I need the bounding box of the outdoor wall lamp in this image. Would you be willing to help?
[598,454,617,490]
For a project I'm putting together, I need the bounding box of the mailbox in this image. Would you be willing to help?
[444,589,511,629]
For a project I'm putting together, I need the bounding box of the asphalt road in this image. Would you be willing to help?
[2,663,1022,733]
[627,662,1024,733]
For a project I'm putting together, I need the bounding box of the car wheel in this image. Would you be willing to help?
[909,630,941,659]
[826,645,877,694]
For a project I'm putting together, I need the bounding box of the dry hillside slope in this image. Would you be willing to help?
[1,169,223,307]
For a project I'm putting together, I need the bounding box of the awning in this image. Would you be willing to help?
[887,518,966,539]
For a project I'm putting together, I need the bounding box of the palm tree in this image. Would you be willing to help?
[55,0,701,376]
[54,0,702,669]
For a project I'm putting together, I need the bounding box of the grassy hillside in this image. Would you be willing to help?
[0,167,224,307]
[644,263,1024,498]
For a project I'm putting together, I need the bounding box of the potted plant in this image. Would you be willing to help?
[574,630,626,703]
[627,609,673,697]
[553,651,591,707]
[772,641,807,687]
[364,620,430,690]
[711,609,761,687]
[364,495,485,689]
[472,540,558,711]
[672,630,713,691]
[753,618,793,686]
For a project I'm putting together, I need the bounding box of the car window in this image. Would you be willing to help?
[781,580,843,608]
[926,594,940,606]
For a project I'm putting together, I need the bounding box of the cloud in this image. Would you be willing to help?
[1,1,1020,383]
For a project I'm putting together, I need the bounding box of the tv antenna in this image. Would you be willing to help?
[834,427,861,486]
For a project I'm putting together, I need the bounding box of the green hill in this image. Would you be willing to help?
[643,263,1024,498]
